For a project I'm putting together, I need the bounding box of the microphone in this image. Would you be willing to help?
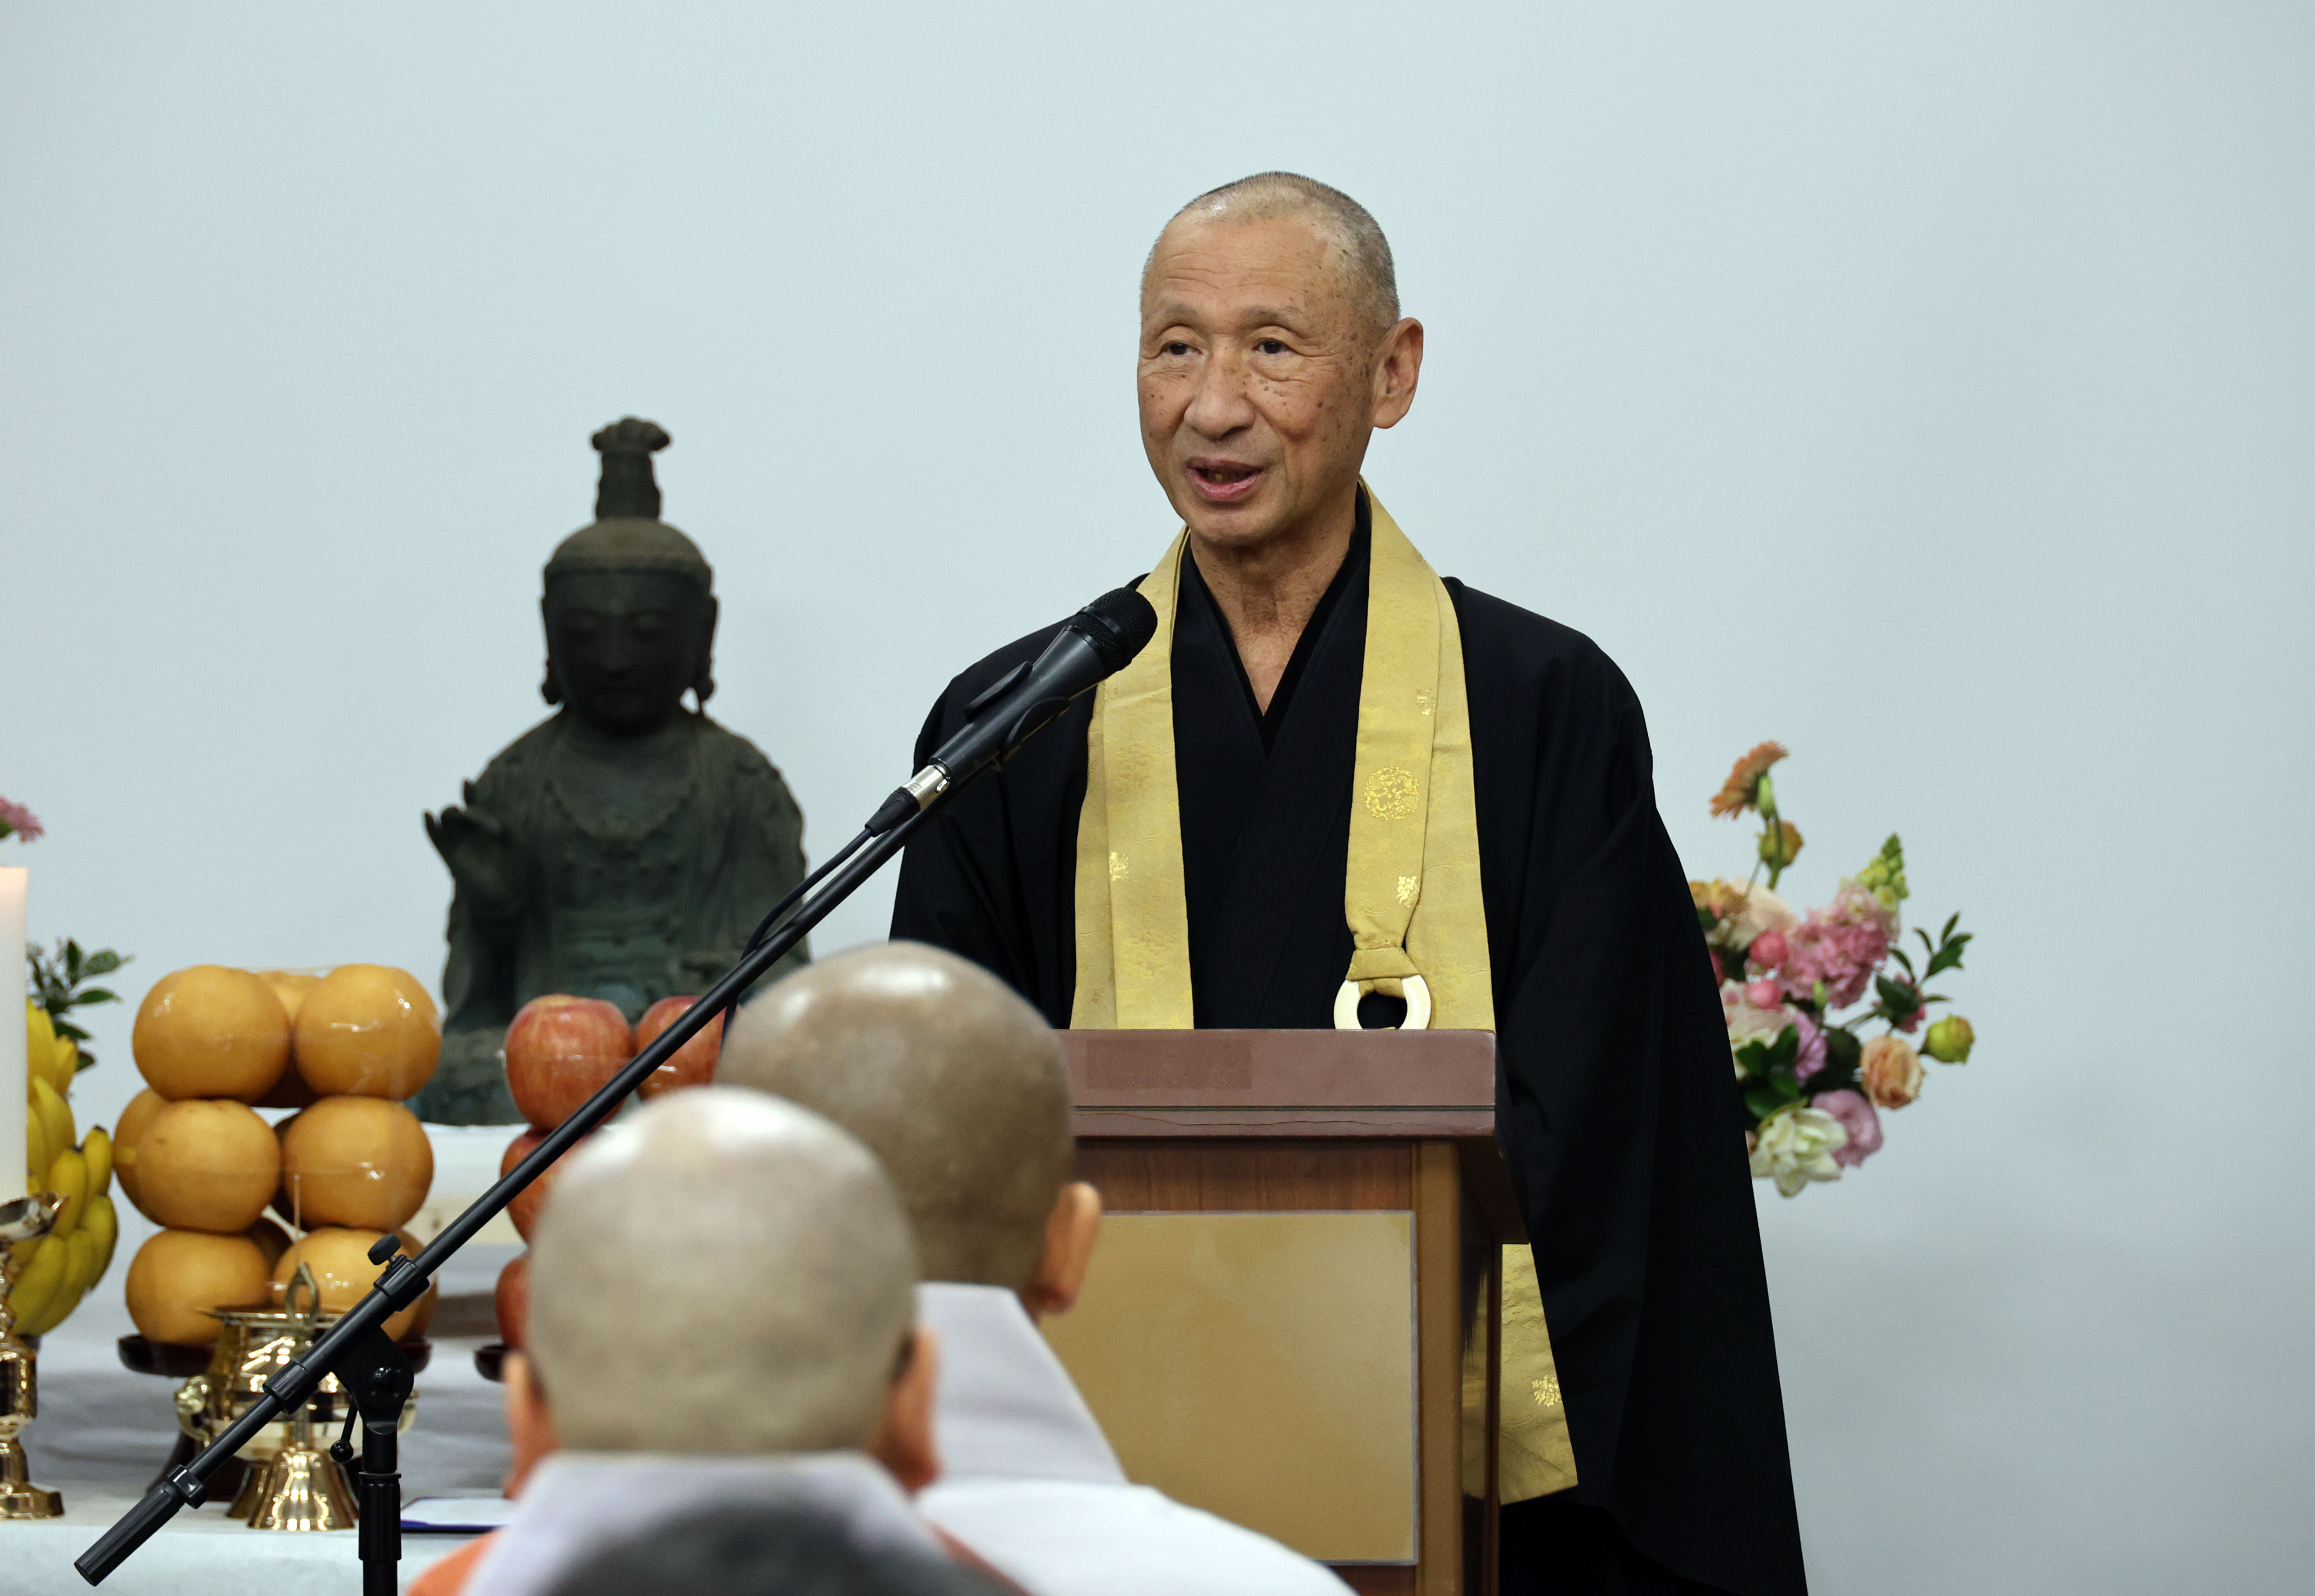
[869,585,1158,832]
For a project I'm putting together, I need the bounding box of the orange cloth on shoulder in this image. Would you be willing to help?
[405,1531,498,1596]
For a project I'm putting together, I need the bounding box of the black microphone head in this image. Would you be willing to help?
[1070,586,1159,674]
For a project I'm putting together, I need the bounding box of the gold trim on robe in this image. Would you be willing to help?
[1069,484,1574,1502]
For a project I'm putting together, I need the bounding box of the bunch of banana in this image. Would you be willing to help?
[10,999,118,1337]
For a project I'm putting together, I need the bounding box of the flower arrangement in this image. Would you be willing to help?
[1694,743,1979,1197]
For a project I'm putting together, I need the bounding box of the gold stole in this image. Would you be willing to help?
[1070,487,1576,1504]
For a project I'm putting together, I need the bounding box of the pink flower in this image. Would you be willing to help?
[0,798,42,843]
[1748,929,1789,969]
[1792,1011,1828,1081]
[1779,881,1896,1009]
[1745,979,1781,1009]
[1813,1089,1882,1167]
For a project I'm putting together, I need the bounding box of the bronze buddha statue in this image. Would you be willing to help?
[413,418,810,1124]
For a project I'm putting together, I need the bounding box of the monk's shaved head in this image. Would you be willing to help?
[1148,171,1401,342]
[527,1087,916,1455]
[721,943,1071,1290]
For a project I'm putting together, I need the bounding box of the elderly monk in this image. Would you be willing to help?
[888,174,1807,1596]
[723,942,1350,1596]
[410,1089,1008,1596]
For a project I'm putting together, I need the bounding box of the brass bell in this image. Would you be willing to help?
[241,1400,355,1533]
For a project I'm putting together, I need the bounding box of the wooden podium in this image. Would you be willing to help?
[1042,1030,1521,1596]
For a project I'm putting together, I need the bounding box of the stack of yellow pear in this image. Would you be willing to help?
[8,1000,119,1337]
[119,964,443,1346]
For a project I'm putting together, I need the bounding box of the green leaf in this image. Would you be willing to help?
[53,1019,90,1043]
[1744,1078,1801,1120]
[1941,912,1960,942]
[1890,946,1918,979]
[1812,1056,1860,1094]
[64,940,84,980]
[75,1049,98,1071]
[1875,975,1923,1017]
[1923,932,1972,980]
[83,949,122,976]
[70,987,119,1009]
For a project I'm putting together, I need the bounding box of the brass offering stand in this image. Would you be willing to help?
[186,1268,425,1530]
[78,583,1155,1594]
[118,1278,431,1525]
[1,1192,67,1520]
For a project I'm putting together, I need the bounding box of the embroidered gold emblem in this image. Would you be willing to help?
[1108,851,1128,881]
[1396,874,1420,907]
[1364,766,1420,820]
[1531,1375,1562,1411]
[1415,687,1435,717]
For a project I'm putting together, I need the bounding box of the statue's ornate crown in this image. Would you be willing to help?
[544,416,714,592]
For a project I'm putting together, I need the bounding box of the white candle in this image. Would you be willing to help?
[0,867,25,1202]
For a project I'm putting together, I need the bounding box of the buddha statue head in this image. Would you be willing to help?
[540,418,720,737]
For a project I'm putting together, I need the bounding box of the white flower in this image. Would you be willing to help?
[1749,1105,1849,1197]
[1724,882,1800,947]
[1723,987,1796,1045]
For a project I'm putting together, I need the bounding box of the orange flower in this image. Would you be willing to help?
[1691,879,1741,921]
[1860,1034,1923,1109]
[1758,820,1804,869]
[1710,742,1789,818]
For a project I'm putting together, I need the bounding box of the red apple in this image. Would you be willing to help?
[495,1252,530,1348]
[504,994,634,1130]
[500,1126,589,1242]
[633,996,724,1099]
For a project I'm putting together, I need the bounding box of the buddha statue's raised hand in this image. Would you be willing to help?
[425,787,524,920]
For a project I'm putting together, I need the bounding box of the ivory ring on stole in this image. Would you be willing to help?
[1334,973,1432,1031]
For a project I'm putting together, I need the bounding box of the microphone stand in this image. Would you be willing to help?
[76,799,939,1592]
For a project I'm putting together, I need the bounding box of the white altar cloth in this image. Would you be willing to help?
[0,1493,479,1596]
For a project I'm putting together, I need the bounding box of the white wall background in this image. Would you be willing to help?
[3,4,2309,1590]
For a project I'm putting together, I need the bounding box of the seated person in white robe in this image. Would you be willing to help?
[721,941,1350,1596]
[418,1089,1006,1596]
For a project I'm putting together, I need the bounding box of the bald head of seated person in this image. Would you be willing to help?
[417,1089,1006,1596]
[721,942,1350,1596]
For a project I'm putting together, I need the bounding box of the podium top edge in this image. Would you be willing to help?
[1059,1028,1496,1109]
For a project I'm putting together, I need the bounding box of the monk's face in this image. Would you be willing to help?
[1139,212,1415,552]
[542,571,712,736]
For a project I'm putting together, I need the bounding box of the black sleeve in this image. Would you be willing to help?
[887,624,1086,1024]
[1495,686,1805,1596]
[1448,583,1803,1595]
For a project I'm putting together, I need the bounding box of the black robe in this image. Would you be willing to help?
[890,505,1807,1596]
